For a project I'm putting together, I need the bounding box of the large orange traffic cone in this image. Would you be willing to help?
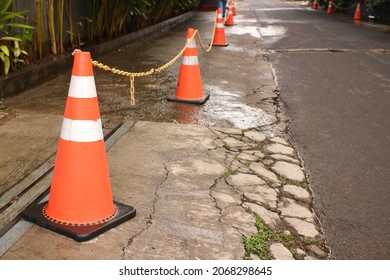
[354,1,362,20]
[312,0,318,9]
[168,28,209,104]
[23,51,136,242]
[225,3,235,26]
[212,8,229,47]
[327,0,333,14]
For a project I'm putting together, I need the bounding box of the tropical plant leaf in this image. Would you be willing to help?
[0,45,10,56]
[0,36,21,41]
[0,0,13,13]
[1,11,29,21]
[5,23,35,29]
[3,55,10,75]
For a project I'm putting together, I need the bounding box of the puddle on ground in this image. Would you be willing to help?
[258,25,287,37]
[227,25,261,38]
[171,84,274,129]
[6,19,274,130]
[258,25,287,44]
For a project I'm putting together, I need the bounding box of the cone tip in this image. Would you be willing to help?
[72,52,94,76]
[186,28,196,38]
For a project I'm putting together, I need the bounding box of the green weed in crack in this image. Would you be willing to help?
[223,167,238,178]
[278,176,303,186]
[243,215,294,260]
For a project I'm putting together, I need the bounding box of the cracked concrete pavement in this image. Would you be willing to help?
[2,121,328,260]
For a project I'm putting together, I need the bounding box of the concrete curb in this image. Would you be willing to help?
[0,11,195,99]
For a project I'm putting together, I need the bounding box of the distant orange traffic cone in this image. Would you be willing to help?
[312,0,318,9]
[230,1,237,16]
[354,1,362,20]
[168,28,209,104]
[225,3,235,26]
[327,0,333,14]
[213,8,229,46]
[23,51,136,242]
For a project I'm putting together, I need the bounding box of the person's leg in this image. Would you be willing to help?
[218,0,227,17]
[217,0,223,11]
[222,0,228,17]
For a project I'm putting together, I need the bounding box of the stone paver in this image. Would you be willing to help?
[278,198,313,219]
[269,243,294,260]
[242,202,281,230]
[270,154,300,164]
[226,173,265,186]
[270,137,290,146]
[249,162,280,184]
[266,143,294,156]
[284,217,321,239]
[244,131,267,142]
[271,161,306,182]
[282,184,311,204]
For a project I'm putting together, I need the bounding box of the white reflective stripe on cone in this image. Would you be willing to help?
[68,76,97,98]
[60,118,103,142]
[216,23,224,28]
[182,56,199,66]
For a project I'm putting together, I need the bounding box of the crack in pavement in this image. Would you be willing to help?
[269,48,390,54]
[121,163,170,259]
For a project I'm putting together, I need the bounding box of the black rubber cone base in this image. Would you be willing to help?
[167,93,210,105]
[23,201,136,242]
[211,43,229,47]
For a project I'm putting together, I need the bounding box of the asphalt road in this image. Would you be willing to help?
[248,0,390,259]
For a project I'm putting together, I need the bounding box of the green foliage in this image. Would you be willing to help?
[243,216,294,260]
[310,0,390,22]
[173,0,200,15]
[127,0,154,30]
[313,0,389,9]
[223,167,238,178]
[2,0,200,75]
[0,0,33,75]
[86,0,200,39]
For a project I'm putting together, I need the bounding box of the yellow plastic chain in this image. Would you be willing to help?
[75,11,218,105]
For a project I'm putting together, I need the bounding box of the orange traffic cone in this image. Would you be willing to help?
[327,0,333,14]
[212,8,229,46]
[230,1,237,16]
[225,3,235,26]
[168,28,209,104]
[354,1,361,20]
[312,0,318,9]
[23,51,136,242]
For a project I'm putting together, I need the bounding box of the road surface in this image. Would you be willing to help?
[249,0,390,259]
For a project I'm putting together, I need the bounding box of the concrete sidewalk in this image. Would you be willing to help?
[0,0,328,260]
[2,121,326,260]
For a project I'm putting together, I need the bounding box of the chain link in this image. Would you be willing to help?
[129,75,135,106]
[72,49,82,56]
